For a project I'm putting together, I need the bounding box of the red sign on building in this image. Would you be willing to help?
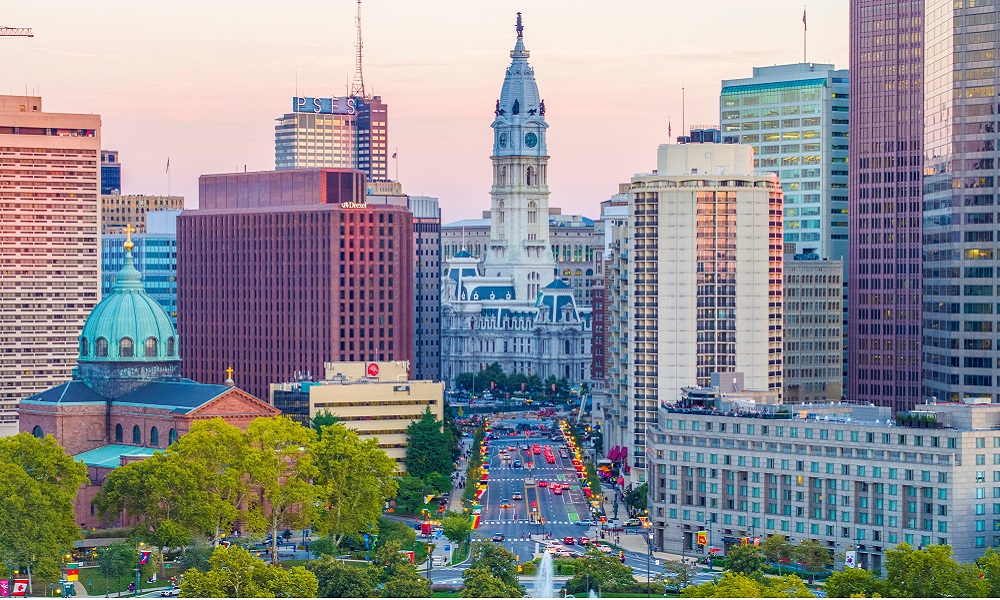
[367,363,380,378]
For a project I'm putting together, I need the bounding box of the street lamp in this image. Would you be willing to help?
[646,529,654,598]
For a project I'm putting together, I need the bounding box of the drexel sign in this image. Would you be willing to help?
[340,201,368,209]
[293,96,357,115]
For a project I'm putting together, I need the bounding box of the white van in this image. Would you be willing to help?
[432,555,447,567]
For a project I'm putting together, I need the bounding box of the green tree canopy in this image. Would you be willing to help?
[658,559,696,591]
[724,543,765,578]
[624,482,648,512]
[180,545,318,598]
[405,408,455,480]
[244,416,318,564]
[461,542,523,598]
[0,433,89,580]
[396,475,430,514]
[442,511,472,546]
[312,423,398,551]
[823,567,884,599]
[681,571,814,598]
[976,547,1000,597]
[760,535,793,572]
[564,549,636,595]
[96,541,136,596]
[311,558,378,598]
[311,410,340,435]
[793,539,832,577]
[884,543,987,598]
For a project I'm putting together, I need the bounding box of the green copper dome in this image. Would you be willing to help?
[79,232,178,363]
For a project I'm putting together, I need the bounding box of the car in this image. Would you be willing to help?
[595,544,613,554]
[513,459,522,468]
[552,485,562,495]
[507,445,515,451]
[537,480,547,487]
[521,444,529,450]
[575,519,594,527]
[512,491,522,500]
[492,533,505,542]
[563,536,576,545]
[546,455,556,463]
[579,537,591,545]
[160,587,180,597]
[500,498,511,508]
[624,518,642,527]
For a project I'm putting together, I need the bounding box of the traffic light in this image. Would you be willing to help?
[532,501,537,508]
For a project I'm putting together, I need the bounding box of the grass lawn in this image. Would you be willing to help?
[79,566,172,596]
[449,540,471,565]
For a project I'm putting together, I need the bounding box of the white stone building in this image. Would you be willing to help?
[440,15,590,388]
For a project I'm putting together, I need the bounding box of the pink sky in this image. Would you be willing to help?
[3,1,847,222]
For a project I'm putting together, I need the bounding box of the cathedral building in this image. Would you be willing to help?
[440,14,591,388]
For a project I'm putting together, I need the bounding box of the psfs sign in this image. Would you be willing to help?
[293,96,356,115]
[366,363,380,378]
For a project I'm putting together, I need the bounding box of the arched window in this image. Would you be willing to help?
[169,428,178,445]
[166,337,176,357]
[528,202,537,224]
[96,338,109,357]
[563,269,572,276]
[32,425,43,438]
[144,337,158,357]
[526,167,533,186]
[586,269,594,277]
[132,425,141,444]
[150,427,159,447]
[114,424,123,443]
[80,338,88,357]
[119,337,134,358]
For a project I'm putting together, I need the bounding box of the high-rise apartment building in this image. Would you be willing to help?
[102,211,180,327]
[178,168,414,401]
[101,149,121,195]
[366,186,442,381]
[721,64,849,261]
[0,95,101,435]
[921,0,1000,403]
[275,95,388,180]
[783,256,843,403]
[848,0,924,411]
[613,140,783,481]
[102,194,184,234]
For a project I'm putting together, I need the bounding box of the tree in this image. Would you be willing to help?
[180,545,318,598]
[96,542,135,598]
[765,574,814,598]
[659,559,696,591]
[625,482,648,513]
[442,511,472,547]
[311,558,378,598]
[311,410,340,435]
[724,543,764,577]
[760,535,793,573]
[178,537,214,574]
[425,471,453,495]
[793,539,832,580]
[405,408,455,480]
[884,543,987,598]
[0,433,89,582]
[824,567,884,599]
[977,547,1000,597]
[461,542,523,598]
[381,565,431,598]
[244,416,318,564]
[311,423,398,551]
[167,418,253,547]
[564,549,636,594]
[396,475,430,514]
[681,572,767,597]
[95,452,197,572]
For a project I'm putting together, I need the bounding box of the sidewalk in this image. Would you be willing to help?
[447,437,472,513]
[613,528,686,564]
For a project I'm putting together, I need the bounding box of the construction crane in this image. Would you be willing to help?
[0,26,33,37]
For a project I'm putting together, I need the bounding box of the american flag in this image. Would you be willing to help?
[803,7,807,30]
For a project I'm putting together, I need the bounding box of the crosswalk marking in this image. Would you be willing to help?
[480,519,583,525]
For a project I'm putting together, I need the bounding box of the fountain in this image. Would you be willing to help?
[534,551,556,598]
[588,590,598,598]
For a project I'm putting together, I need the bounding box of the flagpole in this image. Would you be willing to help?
[394,147,398,181]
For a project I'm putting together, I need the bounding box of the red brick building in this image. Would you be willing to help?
[178,168,415,401]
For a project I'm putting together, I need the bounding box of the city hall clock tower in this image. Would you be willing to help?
[484,13,554,302]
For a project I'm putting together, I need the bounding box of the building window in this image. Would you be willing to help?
[115,424,123,443]
[96,337,109,357]
[145,337,158,358]
[132,425,141,445]
[169,428,177,445]
[120,337,135,358]
[167,337,176,357]
[150,427,159,447]
[80,338,88,357]
[31,425,43,438]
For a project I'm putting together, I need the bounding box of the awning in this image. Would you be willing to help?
[608,446,621,461]
[617,475,625,487]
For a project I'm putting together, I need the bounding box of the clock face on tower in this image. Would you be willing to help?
[524,132,538,148]
[499,133,508,148]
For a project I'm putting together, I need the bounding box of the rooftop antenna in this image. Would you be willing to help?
[350,0,366,99]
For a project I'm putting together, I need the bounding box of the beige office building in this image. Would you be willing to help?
[102,194,184,234]
[783,258,843,403]
[269,361,444,472]
[0,96,101,435]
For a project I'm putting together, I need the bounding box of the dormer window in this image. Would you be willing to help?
[96,338,109,357]
[119,337,134,358]
[80,338,89,357]
[145,337,158,358]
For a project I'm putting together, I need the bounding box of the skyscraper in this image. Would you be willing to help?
[275,95,388,181]
[615,140,783,481]
[921,0,1000,402]
[101,149,121,195]
[178,168,414,401]
[0,96,101,435]
[848,0,924,410]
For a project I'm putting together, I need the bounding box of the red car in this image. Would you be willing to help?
[580,537,591,545]
[563,536,576,545]
[552,485,562,495]
[537,480,547,487]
